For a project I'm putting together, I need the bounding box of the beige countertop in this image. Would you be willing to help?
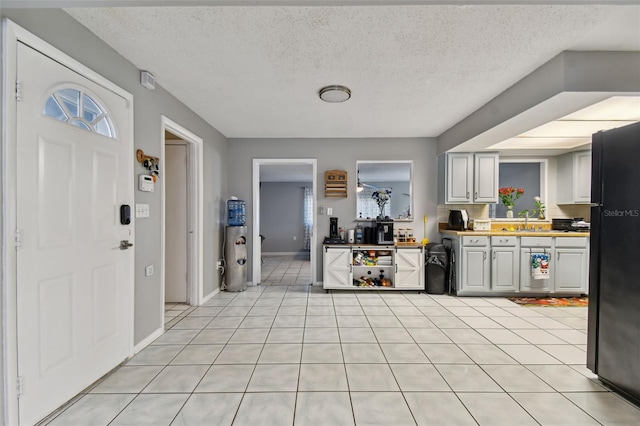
[439,229,589,237]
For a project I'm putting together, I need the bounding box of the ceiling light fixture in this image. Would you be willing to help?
[319,85,351,103]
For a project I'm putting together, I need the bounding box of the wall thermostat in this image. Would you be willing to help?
[139,174,154,192]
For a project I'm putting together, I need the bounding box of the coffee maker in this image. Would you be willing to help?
[376,218,394,244]
[329,217,339,239]
[324,217,345,244]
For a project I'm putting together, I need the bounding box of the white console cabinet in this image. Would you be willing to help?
[323,245,424,290]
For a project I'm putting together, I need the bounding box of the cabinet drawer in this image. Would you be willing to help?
[555,237,588,248]
[520,237,552,247]
[462,236,488,246]
[491,236,517,246]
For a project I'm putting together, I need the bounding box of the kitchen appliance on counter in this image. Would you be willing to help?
[552,217,590,232]
[588,122,640,405]
[324,217,345,244]
[376,218,394,244]
[447,209,469,231]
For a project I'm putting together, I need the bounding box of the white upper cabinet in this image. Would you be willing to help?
[474,153,499,203]
[557,150,591,204]
[446,153,473,203]
[441,152,499,204]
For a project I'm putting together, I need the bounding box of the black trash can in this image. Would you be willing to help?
[425,243,448,294]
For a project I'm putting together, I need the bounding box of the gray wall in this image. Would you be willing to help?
[0,9,229,350]
[260,182,308,253]
[228,138,438,282]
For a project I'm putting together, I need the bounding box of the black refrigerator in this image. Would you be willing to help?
[587,121,640,405]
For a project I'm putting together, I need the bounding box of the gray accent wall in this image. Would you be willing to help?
[260,182,309,253]
[228,138,438,282]
[0,9,228,350]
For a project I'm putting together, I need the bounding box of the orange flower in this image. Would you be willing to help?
[498,187,524,207]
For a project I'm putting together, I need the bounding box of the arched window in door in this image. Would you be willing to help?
[43,87,115,138]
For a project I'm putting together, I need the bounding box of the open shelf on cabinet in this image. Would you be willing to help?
[352,248,394,288]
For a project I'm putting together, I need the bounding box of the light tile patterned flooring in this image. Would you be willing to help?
[42,285,640,425]
[261,254,312,285]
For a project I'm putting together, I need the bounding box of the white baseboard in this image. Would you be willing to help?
[202,287,220,303]
[134,326,163,354]
[263,252,308,256]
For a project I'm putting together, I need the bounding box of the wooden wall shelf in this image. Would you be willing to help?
[325,170,348,198]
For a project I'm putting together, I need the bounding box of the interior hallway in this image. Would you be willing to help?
[38,285,640,425]
[261,254,312,286]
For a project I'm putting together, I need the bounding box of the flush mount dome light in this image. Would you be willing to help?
[319,85,351,103]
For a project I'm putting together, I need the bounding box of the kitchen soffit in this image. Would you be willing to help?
[438,52,640,155]
[489,96,640,150]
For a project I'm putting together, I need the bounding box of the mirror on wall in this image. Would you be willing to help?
[356,161,413,221]
[491,159,548,220]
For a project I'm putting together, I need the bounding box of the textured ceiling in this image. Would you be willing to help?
[65,4,640,138]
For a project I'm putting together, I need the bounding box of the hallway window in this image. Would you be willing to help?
[43,88,115,138]
[303,187,313,251]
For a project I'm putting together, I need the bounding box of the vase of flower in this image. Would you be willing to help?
[372,189,392,219]
[506,205,514,218]
[498,187,524,218]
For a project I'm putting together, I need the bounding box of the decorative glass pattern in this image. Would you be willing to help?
[42,88,115,138]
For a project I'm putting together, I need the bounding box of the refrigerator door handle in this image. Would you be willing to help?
[590,202,602,207]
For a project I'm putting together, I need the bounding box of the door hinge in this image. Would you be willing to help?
[15,229,22,249]
[16,376,23,398]
[15,80,22,101]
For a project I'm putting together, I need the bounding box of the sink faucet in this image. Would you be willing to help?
[524,211,529,230]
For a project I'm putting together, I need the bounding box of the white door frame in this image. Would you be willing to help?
[1,19,135,426]
[252,159,317,285]
[161,116,204,308]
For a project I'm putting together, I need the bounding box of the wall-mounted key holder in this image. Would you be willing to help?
[136,149,160,182]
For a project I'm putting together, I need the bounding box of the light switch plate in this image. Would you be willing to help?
[327,207,333,216]
[145,265,154,276]
[136,204,150,218]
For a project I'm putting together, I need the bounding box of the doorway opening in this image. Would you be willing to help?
[161,117,204,313]
[252,159,317,286]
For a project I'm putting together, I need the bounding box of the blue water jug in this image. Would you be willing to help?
[227,199,246,226]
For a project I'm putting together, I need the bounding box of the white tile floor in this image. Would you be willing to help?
[42,285,640,426]
[260,254,311,285]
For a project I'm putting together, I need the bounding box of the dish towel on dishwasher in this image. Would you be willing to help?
[531,253,550,280]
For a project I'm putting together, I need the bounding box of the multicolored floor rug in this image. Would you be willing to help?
[508,297,589,307]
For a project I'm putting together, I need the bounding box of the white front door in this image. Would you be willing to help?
[16,42,133,425]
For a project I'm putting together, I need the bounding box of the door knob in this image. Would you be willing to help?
[119,240,134,250]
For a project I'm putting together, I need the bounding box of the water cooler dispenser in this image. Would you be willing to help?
[223,199,247,292]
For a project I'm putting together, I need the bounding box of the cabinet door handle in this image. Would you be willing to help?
[466,191,470,199]
[493,251,496,260]
[349,264,352,272]
[483,251,487,260]
[395,264,398,273]
[557,252,560,261]
[474,191,478,199]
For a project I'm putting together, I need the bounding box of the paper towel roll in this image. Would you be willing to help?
[347,229,355,243]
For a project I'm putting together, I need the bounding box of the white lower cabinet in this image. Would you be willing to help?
[490,236,519,292]
[448,234,588,296]
[519,247,555,293]
[395,247,425,289]
[323,247,352,289]
[554,237,589,294]
[460,237,490,293]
